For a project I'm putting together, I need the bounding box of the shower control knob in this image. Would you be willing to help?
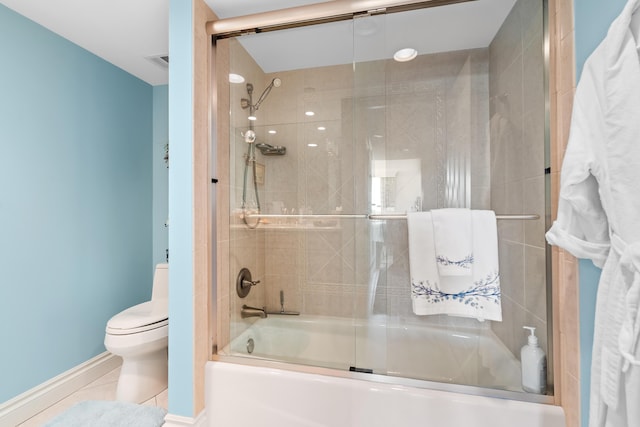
[236,268,259,298]
[243,279,260,288]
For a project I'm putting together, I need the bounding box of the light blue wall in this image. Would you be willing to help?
[0,5,154,402]
[573,1,626,425]
[168,0,195,417]
[153,85,169,266]
[578,259,601,427]
[574,1,627,75]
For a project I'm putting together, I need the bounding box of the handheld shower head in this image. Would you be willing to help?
[272,78,282,88]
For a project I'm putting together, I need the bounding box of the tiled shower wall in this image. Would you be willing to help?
[260,63,365,317]
[367,49,491,323]
[227,49,493,324]
[488,0,548,359]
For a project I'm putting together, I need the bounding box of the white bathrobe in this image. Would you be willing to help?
[546,1,640,426]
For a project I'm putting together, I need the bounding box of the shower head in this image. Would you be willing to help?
[256,142,286,156]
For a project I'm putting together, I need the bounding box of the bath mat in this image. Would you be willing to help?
[42,400,167,427]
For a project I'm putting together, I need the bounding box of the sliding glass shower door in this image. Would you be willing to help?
[219,0,549,396]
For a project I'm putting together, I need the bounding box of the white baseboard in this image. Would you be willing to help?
[0,351,122,427]
[164,410,207,427]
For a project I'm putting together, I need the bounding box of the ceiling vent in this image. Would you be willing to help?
[147,54,169,68]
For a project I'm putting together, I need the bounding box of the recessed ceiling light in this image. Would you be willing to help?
[229,73,245,83]
[317,126,326,131]
[305,111,315,117]
[308,143,318,147]
[268,130,277,134]
[393,48,417,62]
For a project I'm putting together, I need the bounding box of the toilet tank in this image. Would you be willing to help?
[151,263,169,301]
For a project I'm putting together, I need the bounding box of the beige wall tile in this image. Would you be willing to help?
[551,22,581,405]
[557,0,575,41]
[559,34,576,108]
[488,0,548,363]
[524,175,547,248]
[562,372,581,427]
[524,245,547,322]
[557,88,575,162]
[492,295,528,357]
[499,239,525,305]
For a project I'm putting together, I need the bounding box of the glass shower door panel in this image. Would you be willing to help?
[225,23,363,372]
[353,6,495,387]
[227,36,268,354]
[352,13,389,376]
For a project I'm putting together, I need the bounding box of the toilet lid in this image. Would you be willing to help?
[106,300,168,335]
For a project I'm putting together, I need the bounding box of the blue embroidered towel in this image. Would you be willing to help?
[408,210,502,321]
[431,208,473,276]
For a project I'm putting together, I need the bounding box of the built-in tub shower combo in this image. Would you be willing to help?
[209,0,565,425]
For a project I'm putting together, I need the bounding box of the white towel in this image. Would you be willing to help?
[407,210,502,321]
[431,208,473,276]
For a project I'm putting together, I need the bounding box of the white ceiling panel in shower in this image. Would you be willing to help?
[236,0,518,73]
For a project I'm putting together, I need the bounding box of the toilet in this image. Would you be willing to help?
[104,263,168,403]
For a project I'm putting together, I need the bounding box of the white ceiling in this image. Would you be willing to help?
[0,0,327,86]
[1,0,171,85]
[238,0,516,74]
[0,0,516,86]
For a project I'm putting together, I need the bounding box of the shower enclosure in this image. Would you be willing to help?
[214,0,551,402]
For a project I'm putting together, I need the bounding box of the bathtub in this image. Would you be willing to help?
[207,316,565,426]
[224,315,522,390]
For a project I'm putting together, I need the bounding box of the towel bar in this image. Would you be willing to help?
[368,214,540,220]
[244,213,540,220]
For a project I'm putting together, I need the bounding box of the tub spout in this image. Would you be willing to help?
[241,305,267,319]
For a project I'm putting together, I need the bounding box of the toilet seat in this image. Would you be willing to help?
[106,300,168,335]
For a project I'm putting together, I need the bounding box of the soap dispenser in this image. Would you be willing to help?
[521,326,547,394]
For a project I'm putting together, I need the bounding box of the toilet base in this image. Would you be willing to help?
[116,348,168,403]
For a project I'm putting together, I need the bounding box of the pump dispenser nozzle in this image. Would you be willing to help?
[523,326,539,346]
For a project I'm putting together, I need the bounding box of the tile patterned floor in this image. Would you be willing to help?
[18,367,168,426]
